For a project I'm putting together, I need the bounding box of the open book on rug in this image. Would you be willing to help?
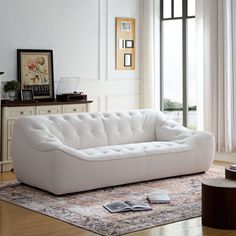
[103,201,152,213]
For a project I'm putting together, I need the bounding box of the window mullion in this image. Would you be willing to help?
[182,0,188,127]
[160,0,163,110]
[171,0,174,18]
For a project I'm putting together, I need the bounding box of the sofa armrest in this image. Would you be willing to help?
[155,113,214,148]
[13,118,65,152]
[156,114,192,141]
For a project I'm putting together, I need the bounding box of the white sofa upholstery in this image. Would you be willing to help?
[12,109,214,195]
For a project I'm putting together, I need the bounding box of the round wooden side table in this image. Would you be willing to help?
[202,178,236,229]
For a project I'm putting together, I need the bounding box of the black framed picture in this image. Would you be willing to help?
[21,89,34,101]
[17,49,54,100]
[124,53,132,67]
[125,40,134,48]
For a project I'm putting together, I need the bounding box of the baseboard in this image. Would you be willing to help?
[0,162,13,172]
[214,152,236,163]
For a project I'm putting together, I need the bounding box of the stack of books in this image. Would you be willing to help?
[147,193,171,204]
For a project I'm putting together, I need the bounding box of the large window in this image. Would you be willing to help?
[160,0,196,129]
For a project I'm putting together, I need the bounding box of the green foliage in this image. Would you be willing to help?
[164,98,182,111]
[3,80,20,92]
[163,98,196,111]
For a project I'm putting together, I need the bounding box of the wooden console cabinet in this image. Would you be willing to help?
[0,100,92,172]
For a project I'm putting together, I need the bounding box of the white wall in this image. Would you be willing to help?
[0,0,141,111]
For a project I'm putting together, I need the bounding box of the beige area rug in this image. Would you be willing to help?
[0,165,225,236]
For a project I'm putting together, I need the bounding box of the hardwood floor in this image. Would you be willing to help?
[1,162,236,236]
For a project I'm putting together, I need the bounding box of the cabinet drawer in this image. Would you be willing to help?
[36,105,62,115]
[7,120,15,140]
[7,141,12,161]
[62,104,87,114]
[5,106,35,119]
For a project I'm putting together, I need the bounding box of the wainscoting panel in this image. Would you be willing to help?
[107,94,140,111]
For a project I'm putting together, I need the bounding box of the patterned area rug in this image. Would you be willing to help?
[0,165,224,236]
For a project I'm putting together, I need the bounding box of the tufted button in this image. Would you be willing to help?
[176,131,182,136]
[113,149,122,152]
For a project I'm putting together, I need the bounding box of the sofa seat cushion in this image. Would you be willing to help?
[71,141,194,161]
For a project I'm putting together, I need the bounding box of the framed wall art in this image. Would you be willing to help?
[116,17,135,70]
[125,40,134,48]
[17,49,54,100]
[124,53,132,67]
[121,21,131,31]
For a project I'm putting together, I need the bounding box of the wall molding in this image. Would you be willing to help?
[106,0,109,81]
[106,94,141,111]
[98,0,102,80]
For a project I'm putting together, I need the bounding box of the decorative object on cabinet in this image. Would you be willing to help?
[116,17,135,70]
[56,92,87,102]
[3,80,20,101]
[0,99,92,172]
[17,49,54,100]
[56,77,87,101]
[21,89,34,101]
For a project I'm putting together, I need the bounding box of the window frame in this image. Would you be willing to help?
[160,0,195,127]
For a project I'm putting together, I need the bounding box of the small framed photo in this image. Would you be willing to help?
[124,53,132,67]
[21,89,34,101]
[121,21,131,31]
[125,40,134,48]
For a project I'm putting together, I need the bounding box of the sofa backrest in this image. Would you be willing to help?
[100,110,157,146]
[14,109,160,150]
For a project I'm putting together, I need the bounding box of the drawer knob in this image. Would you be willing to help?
[20,112,24,115]
[73,109,77,112]
[48,110,51,113]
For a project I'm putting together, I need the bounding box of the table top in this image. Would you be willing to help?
[202,178,236,188]
[1,99,93,107]
[225,167,236,172]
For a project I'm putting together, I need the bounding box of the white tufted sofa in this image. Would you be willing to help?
[12,109,214,195]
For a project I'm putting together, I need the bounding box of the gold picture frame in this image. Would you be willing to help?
[116,17,135,70]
